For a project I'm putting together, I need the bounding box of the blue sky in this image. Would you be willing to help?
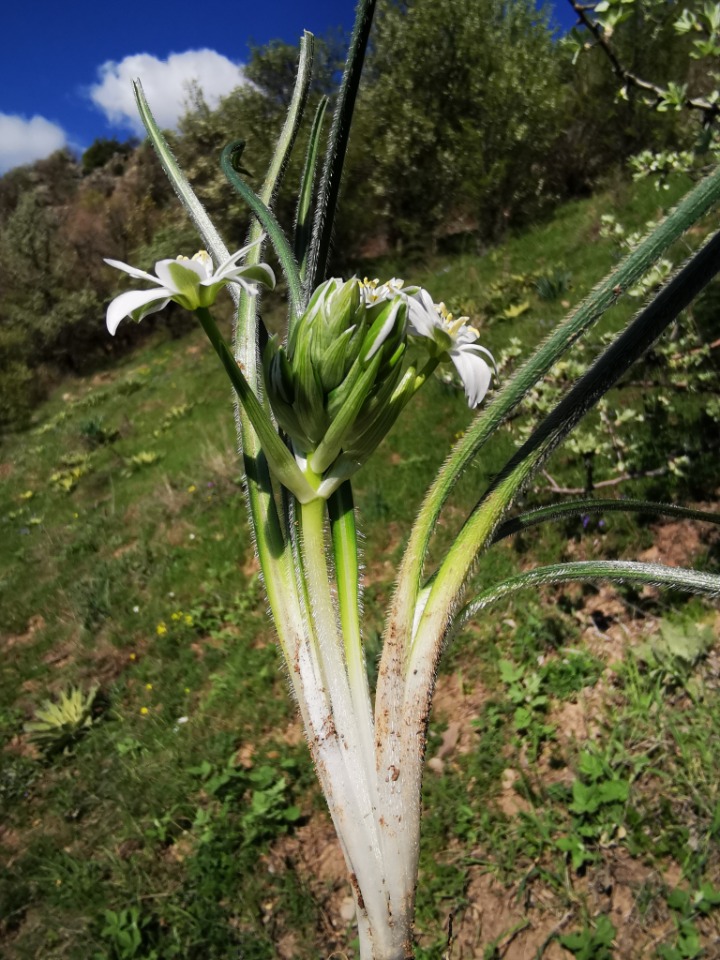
[0,0,576,174]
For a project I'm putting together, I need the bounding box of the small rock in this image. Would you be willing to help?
[339,896,356,922]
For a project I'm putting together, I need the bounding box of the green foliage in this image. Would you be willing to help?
[79,417,120,448]
[498,658,553,755]
[568,0,720,182]
[245,37,341,105]
[82,137,138,175]
[97,907,154,960]
[0,141,171,432]
[497,649,604,760]
[635,617,715,674]
[535,268,572,301]
[659,884,720,959]
[553,746,632,871]
[559,915,616,959]
[1,2,714,435]
[0,288,716,955]
[190,756,301,846]
[23,684,99,754]
[350,0,564,246]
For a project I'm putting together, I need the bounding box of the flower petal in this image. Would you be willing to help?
[450,345,493,408]
[154,257,206,295]
[210,262,276,290]
[407,289,441,338]
[106,288,171,335]
[104,258,163,285]
[214,236,265,276]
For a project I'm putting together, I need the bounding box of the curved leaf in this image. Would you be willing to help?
[453,560,720,636]
[493,499,720,543]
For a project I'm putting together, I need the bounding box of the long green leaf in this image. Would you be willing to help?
[195,309,316,503]
[453,560,720,636]
[133,81,231,276]
[485,229,720,516]
[294,96,329,289]
[393,161,720,635]
[221,141,303,319]
[329,482,361,667]
[233,34,315,655]
[236,30,314,363]
[409,229,720,675]
[493,499,720,543]
[306,0,377,292]
[261,31,315,209]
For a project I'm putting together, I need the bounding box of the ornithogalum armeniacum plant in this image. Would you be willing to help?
[103,3,720,956]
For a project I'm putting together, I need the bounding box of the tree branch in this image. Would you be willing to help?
[566,0,720,123]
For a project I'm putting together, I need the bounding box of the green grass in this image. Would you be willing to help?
[1,173,718,958]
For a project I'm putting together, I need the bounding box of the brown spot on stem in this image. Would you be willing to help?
[349,872,365,911]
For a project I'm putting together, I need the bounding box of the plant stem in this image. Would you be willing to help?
[195,308,316,503]
[297,492,394,945]
[329,483,376,777]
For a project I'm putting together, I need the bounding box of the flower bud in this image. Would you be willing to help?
[263,277,408,484]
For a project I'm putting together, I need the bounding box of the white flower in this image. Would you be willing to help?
[104,237,275,335]
[358,276,409,305]
[407,289,494,408]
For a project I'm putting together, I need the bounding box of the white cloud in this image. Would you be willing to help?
[90,50,247,133]
[0,113,68,174]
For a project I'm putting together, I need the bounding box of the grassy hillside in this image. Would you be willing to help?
[1,174,719,959]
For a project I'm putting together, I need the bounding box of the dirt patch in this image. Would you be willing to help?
[637,515,716,569]
[0,826,23,856]
[495,767,534,817]
[264,815,353,955]
[280,719,304,748]
[4,615,46,651]
[164,520,194,546]
[237,549,260,578]
[154,478,192,518]
[189,633,227,659]
[566,582,658,665]
[434,850,693,960]
[2,734,40,761]
[112,539,138,559]
[42,639,78,670]
[82,636,131,686]
[445,869,569,959]
[428,670,488,770]
[551,699,591,744]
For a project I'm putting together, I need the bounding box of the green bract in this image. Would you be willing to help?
[263,277,409,482]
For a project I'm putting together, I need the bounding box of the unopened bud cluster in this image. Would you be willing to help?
[263,278,409,480]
